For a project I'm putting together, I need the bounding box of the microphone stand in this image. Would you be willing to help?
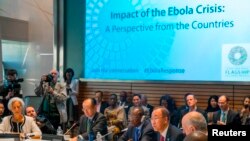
[64,122,78,135]
[93,128,127,141]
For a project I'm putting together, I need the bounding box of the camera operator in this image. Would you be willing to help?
[35,69,67,131]
[0,69,23,116]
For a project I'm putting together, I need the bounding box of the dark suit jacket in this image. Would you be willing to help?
[118,119,157,141]
[212,109,241,125]
[119,101,132,118]
[78,112,108,140]
[99,101,109,114]
[157,124,185,141]
[146,104,154,117]
[179,107,207,128]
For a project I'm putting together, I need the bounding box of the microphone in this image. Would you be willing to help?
[24,133,35,139]
[64,121,79,135]
[121,128,128,132]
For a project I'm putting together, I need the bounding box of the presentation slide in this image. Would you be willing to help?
[84,0,250,82]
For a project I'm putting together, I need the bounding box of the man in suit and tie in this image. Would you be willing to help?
[71,98,108,141]
[119,91,132,118]
[179,93,207,128]
[95,91,109,114]
[212,95,241,125]
[118,106,157,141]
[151,106,184,141]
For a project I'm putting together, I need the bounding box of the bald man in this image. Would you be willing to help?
[212,95,241,125]
[184,131,207,141]
[71,98,108,141]
[181,111,207,135]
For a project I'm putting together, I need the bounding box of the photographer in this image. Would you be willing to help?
[35,69,67,131]
[0,69,23,116]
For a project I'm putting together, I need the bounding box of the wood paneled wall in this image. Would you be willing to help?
[78,81,250,111]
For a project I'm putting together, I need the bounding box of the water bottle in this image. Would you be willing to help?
[57,126,63,136]
[96,132,102,141]
[88,130,94,141]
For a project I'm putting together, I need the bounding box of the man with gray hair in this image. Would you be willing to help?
[181,111,208,135]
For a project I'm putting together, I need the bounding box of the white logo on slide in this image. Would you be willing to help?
[221,44,250,81]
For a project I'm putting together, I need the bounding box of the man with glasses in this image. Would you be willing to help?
[151,107,184,141]
[71,98,108,141]
[119,106,157,141]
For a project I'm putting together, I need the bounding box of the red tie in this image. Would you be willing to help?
[160,135,165,141]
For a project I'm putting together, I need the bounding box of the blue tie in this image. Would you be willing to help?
[134,128,139,141]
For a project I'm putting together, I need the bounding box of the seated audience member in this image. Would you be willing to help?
[177,93,189,112]
[0,101,5,123]
[128,94,150,120]
[179,93,207,128]
[212,95,241,125]
[25,106,56,134]
[141,94,154,117]
[205,95,220,112]
[151,106,184,141]
[181,111,208,136]
[118,106,157,141]
[183,131,207,141]
[95,90,109,114]
[159,95,178,126]
[0,97,41,138]
[238,96,250,125]
[70,98,108,141]
[104,94,127,139]
[205,95,220,125]
[119,91,132,117]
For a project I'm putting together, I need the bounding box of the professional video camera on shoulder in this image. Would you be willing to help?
[5,69,24,90]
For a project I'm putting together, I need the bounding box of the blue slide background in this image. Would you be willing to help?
[84,0,250,81]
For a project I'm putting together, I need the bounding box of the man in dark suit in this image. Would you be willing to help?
[71,98,108,141]
[95,91,109,114]
[212,95,241,125]
[179,93,207,128]
[118,106,157,141]
[141,94,154,117]
[151,106,184,141]
[119,91,132,118]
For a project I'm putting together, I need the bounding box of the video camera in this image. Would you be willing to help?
[7,78,24,90]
